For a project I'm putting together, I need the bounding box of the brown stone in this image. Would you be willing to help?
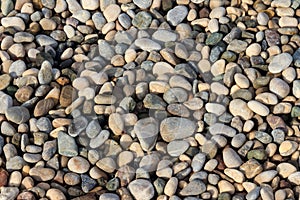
[0,168,9,187]
[17,191,36,200]
[15,86,34,103]
[60,85,75,107]
[34,98,56,117]
[266,115,287,131]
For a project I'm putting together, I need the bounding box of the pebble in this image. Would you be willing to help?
[108,113,124,135]
[224,168,245,183]
[135,38,161,52]
[5,106,30,124]
[255,131,272,144]
[247,100,270,117]
[257,12,269,25]
[89,130,109,149]
[222,147,243,168]
[167,6,188,26]
[268,53,293,73]
[132,11,152,29]
[254,170,278,184]
[68,156,90,173]
[1,17,25,31]
[277,163,297,178]
[29,167,55,181]
[128,179,155,200]
[163,88,188,104]
[81,0,99,10]
[46,188,66,200]
[133,0,152,9]
[167,140,189,157]
[164,177,178,196]
[279,140,298,156]
[209,123,236,137]
[269,78,290,98]
[134,117,159,151]
[160,117,196,142]
[288,172,300,185]
[57,131,78,157]
[103,4,120,22]
[179,180,206,196]
[0,187,19,200]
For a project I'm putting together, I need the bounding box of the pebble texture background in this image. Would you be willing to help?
[0,0,300,200]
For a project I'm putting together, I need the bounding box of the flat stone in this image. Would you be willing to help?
[254,170,278,184]
[255,131,272,144]
[89,130,110,149]
[160,117,196,142]
[191,153,206,172]
[108,113,124,135]
[163,88,188,104]
[167,140,189,157]
[143,93,166,110]
[134,117,159,151]
[128,179,154,200]
[265,29,280,46]
[13,32,34,43]
[179,180,206,196]
[34,98,56,117]
[227,39,248,53]
[135,38,161,52]
[68,116,88,137]
[68,156,90,174]
[247,100,269,116]
[133,0,152,9]
[0,74,12,91]
[277,163,297,178]
[72,10,91,23]
[223,147,243,168]
[279,140,298,156]
[293,80,300,98]
[5,106,30,124]
[57,131,78,157]
[46,188,66,200]
[224,168,245,183]
[268,53,293,73]
[132,11,152,29]
[167,6,188,26]
[103,4,120,22]
[36,34,58,48]
[81,0,99,10]
[29,167,55,181]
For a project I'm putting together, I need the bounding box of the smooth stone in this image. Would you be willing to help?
[29,167,55,181]
[81,0,99,10]
[108,113,124,135]
[152,30,178,43]
[255,92,278,105]
[277,163,297,178]
[68,156,90,174]
[89,130,110,149]
[103,4,120,22]
[254,170,278,184]
[167,6,188,26]
[224,168,245,183]
[143,93,166,110]
[128,179,155,200]
[36,35,58,48]
[223,147,243,168]
[9,60,26,77]
[133,0,152,9]
[68,116,88,137]
[99,193,120,200]
[81,174,97,193]
[269,78,290,98]
[179,180,206,196]
[72,10,91,23]
[46,188,66,200]
[38,61,53,85]
[0,92,13,114]
[163,88,188,104]
[191,153,206,172]
[135,38,161,52]
[167,140,189,157]
[247,100,269,116]
[268,53,293,73]
[292,80,300,98]
[254,131,272,144]
[279,140,298,156]
[5,106,30,124]
[134,117,159,151]
[164,177,178,197]
[34,98,56,117]
[288,172,300,185]
[92,12,106,30]
[0,187,19,200]
[1,0,14,16]
[231,133,246,148]
[132,11,152,29]
[205,103,226,116]
[227,39,248,53]
[13,32,34,43]
[160,117,196,142]
[209,123,236,137]
[1,17,25,31]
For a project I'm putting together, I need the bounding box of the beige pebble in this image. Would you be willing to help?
[247,100,270,116]
[234,73,250,88]
[229,99,253,120]
[279,140,298,156]
[269,78,290,98]
[279,17,298,27]
[103,4,121,22]
[210,59,225,76]
[164,177,178,196]
[46,188,66,200]
[246,43,261,57]
[218,180,235,194]
[277,163,297,178]
[255,92,278,105]
[224,168,245,183]
[254,170,278,184]
[210,82,229,95]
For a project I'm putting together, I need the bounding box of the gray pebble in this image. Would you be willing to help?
[57,131,78,157]
[5,106,30,124]
[36,117,52,133]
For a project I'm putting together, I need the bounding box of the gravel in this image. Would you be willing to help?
[0,0,300,199]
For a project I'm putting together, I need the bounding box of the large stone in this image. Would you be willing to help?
[5,106,30,124]
[128,179,154,200]
[268,53,293,73]
[160,117,196,142]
